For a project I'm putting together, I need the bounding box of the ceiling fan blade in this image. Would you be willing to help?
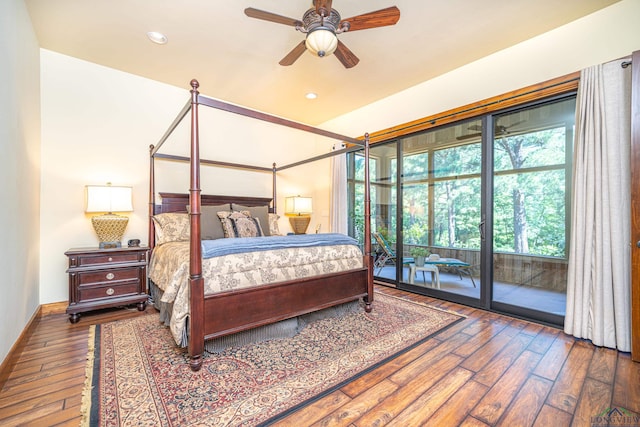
[466,119,527,135]
[505,120,526,129]
[279,41,307,66]
[314,0,333,17]
[334,40,359,68]
[340,6,400,32]
[456,133,482,141]
[244,8,302,27]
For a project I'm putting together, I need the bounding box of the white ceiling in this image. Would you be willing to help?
[25,0,619,125]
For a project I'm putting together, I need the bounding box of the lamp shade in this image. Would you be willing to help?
[85,185,133,213]
[285,196,313,216]
[305,29,338,57]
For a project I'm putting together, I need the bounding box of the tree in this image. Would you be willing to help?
[495,134,543,253]
[494,128,566,255]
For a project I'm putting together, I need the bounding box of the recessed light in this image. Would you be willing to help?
[305,92,318,100]
[147,31,168,45]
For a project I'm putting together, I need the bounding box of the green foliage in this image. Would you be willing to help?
[410,246,430,257]
[376,225,394,244]
[347,100,572,260]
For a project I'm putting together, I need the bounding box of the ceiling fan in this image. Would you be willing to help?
[244,0,400,69]
[456,120,527,141]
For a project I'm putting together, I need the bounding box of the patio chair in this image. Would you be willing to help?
[373,233,413,275]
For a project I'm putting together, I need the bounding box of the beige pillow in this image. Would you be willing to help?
[217,210,264,238]
[232,204,271,236]
[152,213,190,245]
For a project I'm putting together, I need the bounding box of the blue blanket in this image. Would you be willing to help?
[201,233,359,259]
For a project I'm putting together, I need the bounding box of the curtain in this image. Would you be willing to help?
[565,59,632,351]
[330,143,347,234]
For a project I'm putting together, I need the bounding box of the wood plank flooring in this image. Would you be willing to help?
[0,285,638,426]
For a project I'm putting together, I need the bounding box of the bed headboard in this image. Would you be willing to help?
[154,192,274,214]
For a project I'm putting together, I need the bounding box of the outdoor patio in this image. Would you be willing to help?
[375,265,566,316]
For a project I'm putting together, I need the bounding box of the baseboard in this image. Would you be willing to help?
[0,304,43,391]
[0,300,67,390]
[374,279,396,288]
[41,301,68,316]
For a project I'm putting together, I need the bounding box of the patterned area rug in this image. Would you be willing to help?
[81,292,463,426]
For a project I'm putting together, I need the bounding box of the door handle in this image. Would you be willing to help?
[479,220,486,241]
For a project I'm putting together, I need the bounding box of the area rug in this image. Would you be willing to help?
[81,292,464,426]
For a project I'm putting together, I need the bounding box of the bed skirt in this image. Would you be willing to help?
[149,281,361,353]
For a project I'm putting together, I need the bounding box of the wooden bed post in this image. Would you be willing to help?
[272,162,277,213]
[364,133,374,311]
[188,79,205,371]
[149,144,156,250]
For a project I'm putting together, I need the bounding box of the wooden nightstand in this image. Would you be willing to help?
[65,246,149,323]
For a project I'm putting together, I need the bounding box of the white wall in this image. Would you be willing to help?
[37,0,640,306]
[17,0,640,318]
[39,51,333,304]
[0,0,41,365]
[323,0,640,136]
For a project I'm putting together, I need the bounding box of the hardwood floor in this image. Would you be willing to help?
[0,285,638,426]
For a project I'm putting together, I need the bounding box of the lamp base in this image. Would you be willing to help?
[288,216,311,234]
[92,214,128,248]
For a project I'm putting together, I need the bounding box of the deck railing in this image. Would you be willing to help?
[403,245,568,292]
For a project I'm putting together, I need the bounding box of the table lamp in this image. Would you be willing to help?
[85,183,133,248]
[285,196,312,234]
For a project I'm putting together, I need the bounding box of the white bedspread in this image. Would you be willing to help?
[149,239,363,346]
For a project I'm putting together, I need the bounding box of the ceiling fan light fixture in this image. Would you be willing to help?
[305,28,338,57]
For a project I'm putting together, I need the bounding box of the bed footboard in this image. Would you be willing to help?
[188,268,369,370]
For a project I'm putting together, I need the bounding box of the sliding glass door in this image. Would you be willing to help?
[400,123,482,303]
[348,93,576,325]
[490,97,575,323]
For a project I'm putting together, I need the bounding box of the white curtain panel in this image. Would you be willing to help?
[330,143,347,234]
[565,59,632,351]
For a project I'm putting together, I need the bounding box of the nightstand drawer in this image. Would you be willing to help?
[70,251,145,268]
[76,267,140,285]
[78,281,140,301]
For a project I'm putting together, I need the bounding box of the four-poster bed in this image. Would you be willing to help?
[148,79,373,371]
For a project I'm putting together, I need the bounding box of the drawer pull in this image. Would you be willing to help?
[106,273,115,280]
[106,288,115,296]
[108,257,113,262]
